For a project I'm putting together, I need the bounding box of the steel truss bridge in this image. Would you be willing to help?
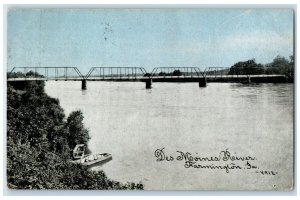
[7,67,288,89]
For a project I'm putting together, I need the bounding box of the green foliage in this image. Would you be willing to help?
[7,77,143,190]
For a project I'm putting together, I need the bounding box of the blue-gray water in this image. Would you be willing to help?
[45,82,293,190]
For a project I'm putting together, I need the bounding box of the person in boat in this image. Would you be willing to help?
[72,144,85,160]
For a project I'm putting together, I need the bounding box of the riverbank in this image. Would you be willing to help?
[7,80,143,190]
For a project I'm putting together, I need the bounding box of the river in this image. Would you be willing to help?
[45,81,293,190]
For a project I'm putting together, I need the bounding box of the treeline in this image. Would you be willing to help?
[228,55,294,78]
[7,77,143,189]
[8,71,44,78]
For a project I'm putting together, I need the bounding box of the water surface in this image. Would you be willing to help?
[45,82,293,190]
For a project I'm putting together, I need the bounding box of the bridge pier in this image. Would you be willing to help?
[81,80,87,90]
[199,77,207,87]
[145,79,152,89]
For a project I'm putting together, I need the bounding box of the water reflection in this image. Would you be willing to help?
[81,89,87,95]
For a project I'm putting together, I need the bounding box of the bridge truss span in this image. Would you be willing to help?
[7,66,289,90]
[8,67,85,81]
[203,67,230,77]
[150,67,205,78]
[85,67,149,81]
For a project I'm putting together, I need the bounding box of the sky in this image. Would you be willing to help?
[7,8,294,74]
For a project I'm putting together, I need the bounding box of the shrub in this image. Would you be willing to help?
[7,76,143,190]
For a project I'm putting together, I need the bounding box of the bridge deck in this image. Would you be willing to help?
[7,74,287,82]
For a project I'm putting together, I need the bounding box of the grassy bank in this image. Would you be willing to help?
[7,79,143,190]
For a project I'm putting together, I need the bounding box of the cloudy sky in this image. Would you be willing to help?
[7,8,294,73]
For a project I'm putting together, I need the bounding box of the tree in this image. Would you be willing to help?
[66,110,90,151]
[7,71,25,78]
[7,80,68,155]
[7,70,44,78]
[265,55,293,77]
[7,73,143,189]
[158,72,167,76]
[25,70,44,78]
[228,59,264,75]
[172,70,182,76]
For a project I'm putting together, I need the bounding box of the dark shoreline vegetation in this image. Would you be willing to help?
[7,79,143,190]
[227,55,294,78]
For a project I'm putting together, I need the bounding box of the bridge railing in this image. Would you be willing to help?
[85,67,149,80]
[8,67,85,80]
[150,67,205,78]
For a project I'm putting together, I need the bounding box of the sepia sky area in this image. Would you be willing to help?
[7,9,294,73]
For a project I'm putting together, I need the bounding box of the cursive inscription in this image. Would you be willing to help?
[154,147,277,175]
[155,148,174,161]
[175,149,256,162]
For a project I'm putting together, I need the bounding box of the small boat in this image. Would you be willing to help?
[70,144,112,167]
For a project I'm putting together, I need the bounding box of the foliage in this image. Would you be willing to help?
[158,72,167,76]
[228,59,264,75]
[7,78,143,190]
[172,70,182,76]
[227,55,294,79]
[7,70,45,78]
[157,70,183,76]
[265,55,294,78]
[66,111,90,150]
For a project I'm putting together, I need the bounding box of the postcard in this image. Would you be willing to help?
[6,7,294,191]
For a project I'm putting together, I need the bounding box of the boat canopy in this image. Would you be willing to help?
[73,144,85,159]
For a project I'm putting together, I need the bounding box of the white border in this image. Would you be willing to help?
[1,1,299,199]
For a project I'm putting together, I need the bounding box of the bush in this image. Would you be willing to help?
[7,76,143,190]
